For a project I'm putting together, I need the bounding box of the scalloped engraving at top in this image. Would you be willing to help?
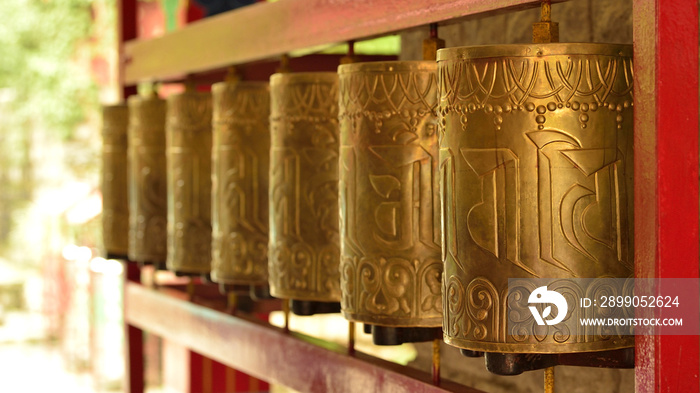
[338,62,442,327]
[438,44,634,353]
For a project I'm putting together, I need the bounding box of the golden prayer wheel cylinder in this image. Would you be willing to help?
[268,72,341,305]
[437,43,634,354]
[338,61,443,329]
[211,81,270,285]
[165,88,213,275]
[127,93,168,265]
[101,104,129,259]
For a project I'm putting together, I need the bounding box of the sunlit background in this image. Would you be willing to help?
[0,0,412,392]
[0,0,122,391]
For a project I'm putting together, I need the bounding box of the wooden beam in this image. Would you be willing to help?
[123,0,569,83]
[124,283,483,393]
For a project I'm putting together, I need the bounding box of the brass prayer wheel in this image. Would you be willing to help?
[338,61,442,328]
[127,93,168,265]
[211,81,270,285]
[268,72,341,303]
[101,104,129,259]
[165,87,213,274]
[437,43,634,354]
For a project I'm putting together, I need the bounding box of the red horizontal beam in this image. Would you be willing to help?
[125,283,483,393]
[124,0,569,83]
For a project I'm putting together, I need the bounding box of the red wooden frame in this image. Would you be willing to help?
[122,0,561,84]
[125,283,482,393]
[124,262,144,393]
[117,0,700,392]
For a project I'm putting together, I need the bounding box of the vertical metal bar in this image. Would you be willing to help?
[227,292,238,314]
[283,299,290,333]
[431,339,440,386]
[633,0,699,392]
[186,279,195,301]
[348,322,355,356]
[124,262,144,393]
[544,367,554,393]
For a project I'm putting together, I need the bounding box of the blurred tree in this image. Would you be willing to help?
[0,0,97,254]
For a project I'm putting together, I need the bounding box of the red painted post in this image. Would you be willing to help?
[189,349,270,392]
[119,0,142,390]
[118,0,137,100]
[124,262,144,393]
[633,0,699,392]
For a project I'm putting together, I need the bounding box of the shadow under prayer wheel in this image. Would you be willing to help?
[128,93,168,265]
[437,43,634,355]
[338,61,443,331]
[166,88,213,275]
[268,73,341,310]
[211,81,270,285]
[102,104,129,260]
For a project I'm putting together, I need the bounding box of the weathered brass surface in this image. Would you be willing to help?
[166,89,213,274]
[268,73,341,302]
[437,43,634,353]
[102,104,129,258]
[338,61,442,327]
[127,93,168,264]
[211,81,270,284]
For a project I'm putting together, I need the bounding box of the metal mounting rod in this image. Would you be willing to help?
[544,367,554,393]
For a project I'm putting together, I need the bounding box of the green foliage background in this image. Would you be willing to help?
[0,0,102,257]
[0,0,96,136]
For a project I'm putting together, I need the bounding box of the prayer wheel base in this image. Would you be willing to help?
[369,325,442,346]
[106,252,129,261]
[290,300,341,316]
[482,348,635,375]
[250,285,274,301]
[218,283,251,296]
[137,261,167,270]
[174,271,205,277]
[459,349,484,358]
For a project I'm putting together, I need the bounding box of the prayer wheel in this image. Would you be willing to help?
[165,86,213,275]
[437,43,634,359]
[101,104,129,259]
[127,93,168,266]
[211,80,270,285]
[338,61,443,340]
[268,72,341,314]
